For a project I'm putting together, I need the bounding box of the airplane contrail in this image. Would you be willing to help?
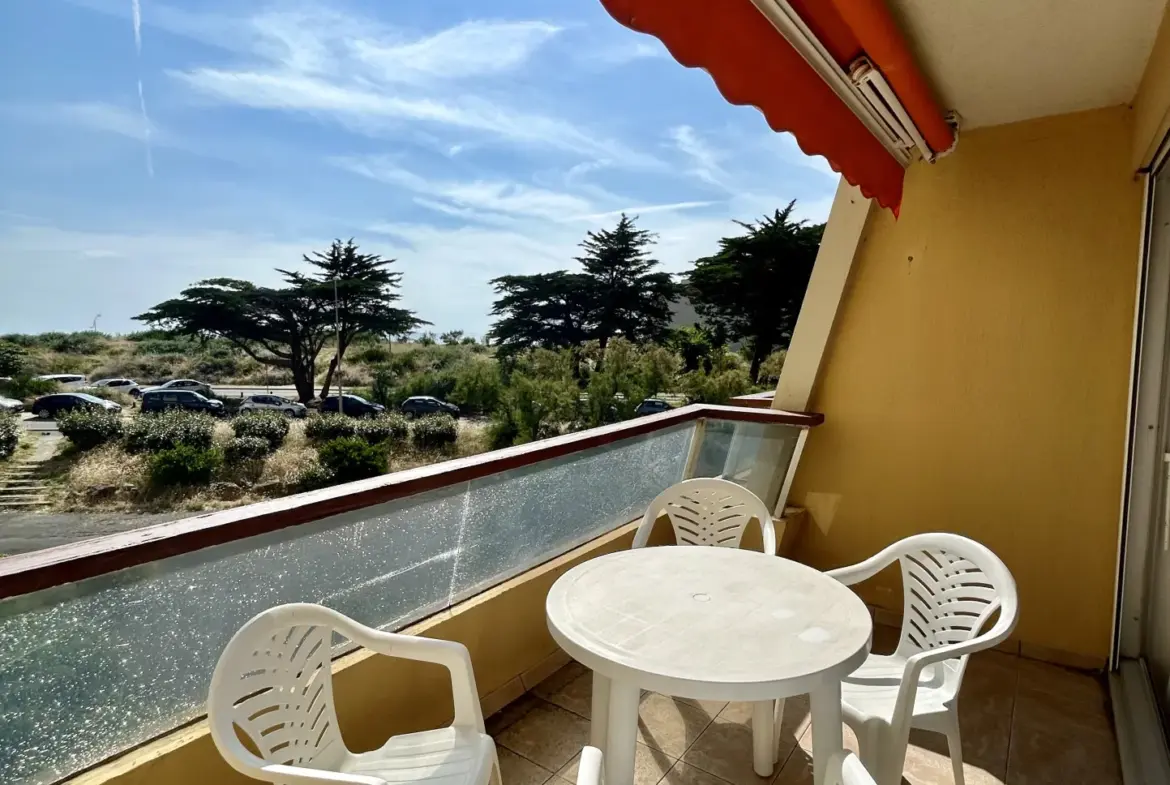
[131,0,152,177]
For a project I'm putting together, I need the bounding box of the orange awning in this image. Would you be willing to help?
[599,0,953,214]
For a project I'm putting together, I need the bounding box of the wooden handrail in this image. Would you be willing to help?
[0,404,822,598]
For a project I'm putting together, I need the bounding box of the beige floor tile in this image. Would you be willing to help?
[1014,659,1108,715]
[496,702,593,772]
[534,662,590,699]
[1006,700,1121,785]
[718,695,811,748]
[559,742,678,785]
[675,696,731,718]
[487,693,543,736]
[662,760,741,785]
[681,717,785,785]
[903,742,1007,785]
[639,692,718,757]
[497,746,556,785]
[539,670,594,720]
[952,665,1016,778]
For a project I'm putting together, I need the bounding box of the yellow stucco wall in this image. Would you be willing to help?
[791,105,1143,664]
[1133,3,1170,170]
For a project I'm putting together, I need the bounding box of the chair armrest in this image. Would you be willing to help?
[824,548,900,586]
[576,747,604,785]
[262,764,387,785]
[355,630,485,733]
[889,609,1017,731]
[761,518,777,556]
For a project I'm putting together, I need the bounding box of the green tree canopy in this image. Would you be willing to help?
[488,271,596,354]
[575,214,677,350]
[488,215,677,357]
[136,239,426,402]
[136,278,330,402]
[685,203,823,382]
[283,240,427,398]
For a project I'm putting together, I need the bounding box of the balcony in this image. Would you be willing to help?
[0,404,1119,785]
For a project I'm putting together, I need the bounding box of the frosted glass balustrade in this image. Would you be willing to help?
[0,423,696,785]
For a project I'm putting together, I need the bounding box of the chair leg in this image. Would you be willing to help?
[944,712,965,785]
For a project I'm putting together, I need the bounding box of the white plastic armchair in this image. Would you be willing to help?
[825,751,878,785]
[825,533,1018,785]
[208,603,500,785]
[632,477,776,554]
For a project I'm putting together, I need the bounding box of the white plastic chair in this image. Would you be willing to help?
[826,750,878,785]
[633,477,776,554]
[825,534,1019,785]
[575,747,603,785]
[208,603,500,785]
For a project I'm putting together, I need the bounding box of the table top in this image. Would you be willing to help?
[546,547,873,700]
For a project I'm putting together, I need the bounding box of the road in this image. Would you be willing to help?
[212,384,301,399]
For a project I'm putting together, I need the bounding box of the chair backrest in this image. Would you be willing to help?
[891,533,1018,694]
[633,477,776,554]
[208,605,350,779]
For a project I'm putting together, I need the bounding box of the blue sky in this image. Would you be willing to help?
[0,0,838,337]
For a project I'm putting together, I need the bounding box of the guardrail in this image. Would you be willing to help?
[0,404,820,599]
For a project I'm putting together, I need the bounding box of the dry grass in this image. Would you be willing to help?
[50,417,492,513]
[259,421,318,486]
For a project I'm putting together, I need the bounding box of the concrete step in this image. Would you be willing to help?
[0,499,50,509]
[0,481,49,489]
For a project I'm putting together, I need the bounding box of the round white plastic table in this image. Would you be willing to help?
[546,547,872,785]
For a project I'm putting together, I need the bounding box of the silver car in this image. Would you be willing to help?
[239,394,307,417]
[0,396,23,413]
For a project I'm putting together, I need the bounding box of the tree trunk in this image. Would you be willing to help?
[319,355,338,400]
[749,346,765,385]
[291,355,316,403]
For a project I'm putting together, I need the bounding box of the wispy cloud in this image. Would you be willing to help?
[166,8,656,168]
[332,156,594,222]
[669,125,729,189]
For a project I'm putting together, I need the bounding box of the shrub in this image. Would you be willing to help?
[224,436,272,463]
[124,409,216,453]
[294,463,335,492]
[0,412,18,460]
[0,374,58,402]
[304,413,357,443]
[149,445,222,487]
[354,345,391,365]
[355,413,409,445]
[317,437,387,484]
[57,408,124,450]
[0,342,26,377]
[411,414,458,450]
[231,411,289,450]
[449,359,502,415]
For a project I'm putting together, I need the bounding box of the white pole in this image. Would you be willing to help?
[335,277,343,416]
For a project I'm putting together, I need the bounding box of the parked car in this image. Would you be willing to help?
[143,378,215,398]
[30,393,121,419]
[239,394,307,417]
[634,398,673,416]
[140,389,225,416]
[0,396,23,413]
[33,374,86,387]
[89,378,144,397]
[400,396,460,418]
[320,394,384,418]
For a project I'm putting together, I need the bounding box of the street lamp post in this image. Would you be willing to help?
[334,277,343,416]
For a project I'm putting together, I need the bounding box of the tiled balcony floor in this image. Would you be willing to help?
[486,626,1120,785]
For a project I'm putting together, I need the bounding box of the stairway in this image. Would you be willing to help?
[0,459,51,510]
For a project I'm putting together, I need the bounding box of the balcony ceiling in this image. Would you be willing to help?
[888,0,1167,129]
